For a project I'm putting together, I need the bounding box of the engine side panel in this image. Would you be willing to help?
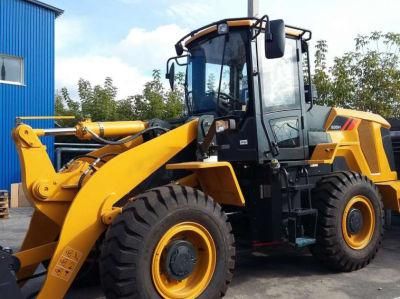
[310,107,397,182]
[309,107,400,212]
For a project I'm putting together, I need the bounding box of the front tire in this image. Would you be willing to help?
[99,185,235,299]
[311,172,384,271]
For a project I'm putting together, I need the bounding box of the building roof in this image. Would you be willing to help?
[23,0,63,17]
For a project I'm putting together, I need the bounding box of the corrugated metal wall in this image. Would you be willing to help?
[0,0,55,190]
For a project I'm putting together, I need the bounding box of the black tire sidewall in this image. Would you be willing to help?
[335,181,383,260]
[135,205,231,299]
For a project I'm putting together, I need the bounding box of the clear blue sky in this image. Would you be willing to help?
[47,0,400,98]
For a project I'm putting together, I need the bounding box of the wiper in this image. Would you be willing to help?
[216,35,228,115]
[184,82,192,112]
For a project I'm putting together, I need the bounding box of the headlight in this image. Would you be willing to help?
[217,23,229,35]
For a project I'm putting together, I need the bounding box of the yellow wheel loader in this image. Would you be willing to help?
[1,16,400,299]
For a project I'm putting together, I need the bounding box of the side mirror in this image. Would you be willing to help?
[265,19,286,59]
[166,62,175,90]
[175,43,184,56]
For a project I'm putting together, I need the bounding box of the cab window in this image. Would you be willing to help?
[259,38,300,111]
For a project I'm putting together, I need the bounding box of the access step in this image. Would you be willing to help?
[292,208,318,216]
[281,184,315,192]
[295,237,316,248]
[288,209,318,247]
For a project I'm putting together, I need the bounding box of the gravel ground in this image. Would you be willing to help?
[1,208,399,299]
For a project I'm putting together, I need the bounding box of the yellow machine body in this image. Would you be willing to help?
[9,109,400,298]
[6,18,400,299]
[310,107,400,212]
[167,161,245,206]
[11,118,247,298]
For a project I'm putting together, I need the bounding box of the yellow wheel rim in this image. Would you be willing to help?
[152,222,216,299]
[342,195,375,250]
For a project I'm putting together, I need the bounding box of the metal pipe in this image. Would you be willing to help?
[248,0,259,18]
[55,143,103,147]
[34,127,77,137]
[34,120,147,139]
[390,131,400,137]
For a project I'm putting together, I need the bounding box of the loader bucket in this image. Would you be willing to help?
[0,247,23,299]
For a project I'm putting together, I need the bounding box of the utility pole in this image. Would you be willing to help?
[248,0,260,17]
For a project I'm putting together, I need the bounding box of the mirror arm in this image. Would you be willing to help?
[165,55,190,79]
[252,14,270,40]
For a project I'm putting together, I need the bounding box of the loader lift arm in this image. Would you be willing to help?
[9,118,198,298]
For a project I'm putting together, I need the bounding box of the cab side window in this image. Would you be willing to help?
[269,117,300,148]
[259,38,300,111]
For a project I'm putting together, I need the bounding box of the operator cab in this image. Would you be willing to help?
[167,17,315,163]
[187,27,250,117]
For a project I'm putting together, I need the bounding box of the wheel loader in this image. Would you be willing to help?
[1,15,400,299]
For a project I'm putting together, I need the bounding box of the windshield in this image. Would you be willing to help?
[186,29,250,116]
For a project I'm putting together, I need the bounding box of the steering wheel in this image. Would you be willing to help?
[204,91,242,114]
[218,92,242,112]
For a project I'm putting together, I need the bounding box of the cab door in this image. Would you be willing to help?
[258,37,307,161]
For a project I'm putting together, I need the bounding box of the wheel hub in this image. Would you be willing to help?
[342,195,375,250]
[347,208,364,234]
[165,240,197,280]
[152,222,216,298]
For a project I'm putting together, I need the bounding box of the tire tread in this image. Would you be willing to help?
[100,184,235,298]
[311,171,384,272]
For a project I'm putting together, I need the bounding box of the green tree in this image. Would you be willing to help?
[130,70,184,120]
[55,70,185,124]
[115,97,136,120]
[79,77,118,121]
[55,87,82,126]
[165,71,185,118]
[313,40,333,106]
[206,73,216,92]
[313,32,400,118]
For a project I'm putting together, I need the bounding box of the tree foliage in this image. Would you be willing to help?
[55,70,185,126]
[57,31,400,125]
[313,32,400,118]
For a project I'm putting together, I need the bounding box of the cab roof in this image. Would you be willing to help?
[179,17,312,48]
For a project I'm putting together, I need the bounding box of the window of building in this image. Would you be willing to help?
[0,55,24,85]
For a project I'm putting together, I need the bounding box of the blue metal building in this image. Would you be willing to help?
[0,0,63,190]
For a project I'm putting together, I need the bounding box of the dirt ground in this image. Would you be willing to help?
[1,208,399,299]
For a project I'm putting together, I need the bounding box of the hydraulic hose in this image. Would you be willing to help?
[77,126,169,188]
[77,153,119,189]
[85,126,169,145]
[60,155,107,171]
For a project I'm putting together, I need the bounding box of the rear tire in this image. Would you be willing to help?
[311,171,384,271]
[99,185,235,299]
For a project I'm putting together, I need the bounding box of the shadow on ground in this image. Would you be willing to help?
[1,209,399,299]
